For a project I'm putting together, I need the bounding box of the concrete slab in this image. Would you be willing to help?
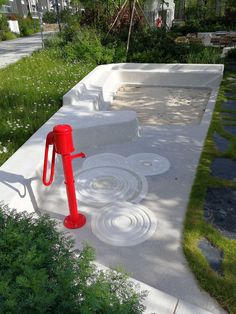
[0,64,225,314]
[95,262,218,314]
[175,300,215,314]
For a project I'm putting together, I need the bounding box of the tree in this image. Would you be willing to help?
[0,0,7,8]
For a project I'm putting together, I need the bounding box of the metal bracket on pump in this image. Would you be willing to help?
[42,124,86,229]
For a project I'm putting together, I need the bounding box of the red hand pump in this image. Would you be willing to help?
[42,124,86,229]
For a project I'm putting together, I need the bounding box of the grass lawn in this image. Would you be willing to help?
[0,48,94,166]
[184,68,236,314]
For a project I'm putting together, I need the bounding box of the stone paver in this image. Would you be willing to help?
[224,125,236,136]
[221,99,236,111]
[198,239,223,275]
[211,158,236,181]
[213,132,230,152]
[204,187,236,239]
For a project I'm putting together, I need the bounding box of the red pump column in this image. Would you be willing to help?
[43,124,86,229]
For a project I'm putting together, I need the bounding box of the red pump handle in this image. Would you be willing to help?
[42,132,56,186]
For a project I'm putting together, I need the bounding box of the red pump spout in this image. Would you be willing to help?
[42,124,86,229]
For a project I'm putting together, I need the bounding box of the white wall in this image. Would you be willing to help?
[7,20,20,34]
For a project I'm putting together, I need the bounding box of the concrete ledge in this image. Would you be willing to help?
[63,63,224,112]
[94,262,215,314]
[0,105,138,209]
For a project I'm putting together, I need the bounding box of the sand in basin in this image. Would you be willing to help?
[112,85,211,125]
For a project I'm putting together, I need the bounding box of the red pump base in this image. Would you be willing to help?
[64,214,86,229]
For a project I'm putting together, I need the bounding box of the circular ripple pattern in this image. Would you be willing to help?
[91,202,157,246]
[127,153,170,176]
[73,166,148,206]
[83,153,127,169]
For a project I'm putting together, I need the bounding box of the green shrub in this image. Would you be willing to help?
[43,10,57,24]
[1,30,17,40]
[62,27,115,64]
[127,28,186,63]
[0,205,146,313]
[0,13,9,32]
[0,14,10,41]
[186,45,223,64]
[225,48,236,61]
[44,34,64,49]
[18,17,39,36]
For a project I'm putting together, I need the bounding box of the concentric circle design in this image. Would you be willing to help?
[83,153,127,169]
[73,166,148,206]
[91,202,157,246]
[127,153,170,176]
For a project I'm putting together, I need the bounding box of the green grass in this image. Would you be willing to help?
[183,69,236,314]
[0,48,94,166]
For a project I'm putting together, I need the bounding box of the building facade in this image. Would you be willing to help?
[144,0,175,28]
[1,0,67,18]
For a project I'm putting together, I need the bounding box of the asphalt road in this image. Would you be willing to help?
[0,32,54,69]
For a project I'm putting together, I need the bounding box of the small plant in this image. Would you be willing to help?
[43,10,57,24]
[0,204,146,313]
[18,17,39,36]
[186,45,223,64]
[1,30,17,40]
[61,27,115,64]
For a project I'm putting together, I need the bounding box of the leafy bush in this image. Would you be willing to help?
[0,14,9,32]
[0,15,17,41]
[18,17,39,36]
[186,45,223,64]
[171,17,234,34]
[59,27,115,64]
[43,10,57,24]
[127,28,186,63]
[225,48,236,61]
[44,34,64,49]
[1,30,17,40]
[0,205,146,313]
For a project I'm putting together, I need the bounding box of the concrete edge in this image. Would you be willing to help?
[94,262,214,314]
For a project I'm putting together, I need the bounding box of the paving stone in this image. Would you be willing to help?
[222,112,236,120]
[221,100,236,111]
[204,187,236,239]
[224,125,236,136]
[224,92,236,98]
[213,132,230,152]
[198,238,223,275]
[176,300,217,314]
[225,62,236,72]
[211,158,236,181]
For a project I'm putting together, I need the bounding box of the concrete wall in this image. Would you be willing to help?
[0,63,224,213]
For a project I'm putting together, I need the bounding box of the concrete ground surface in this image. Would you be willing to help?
[0,63,226,313]
[38,124,225,314]
[0,32,54,69]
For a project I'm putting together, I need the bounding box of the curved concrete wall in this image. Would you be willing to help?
[0,63,224,213]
